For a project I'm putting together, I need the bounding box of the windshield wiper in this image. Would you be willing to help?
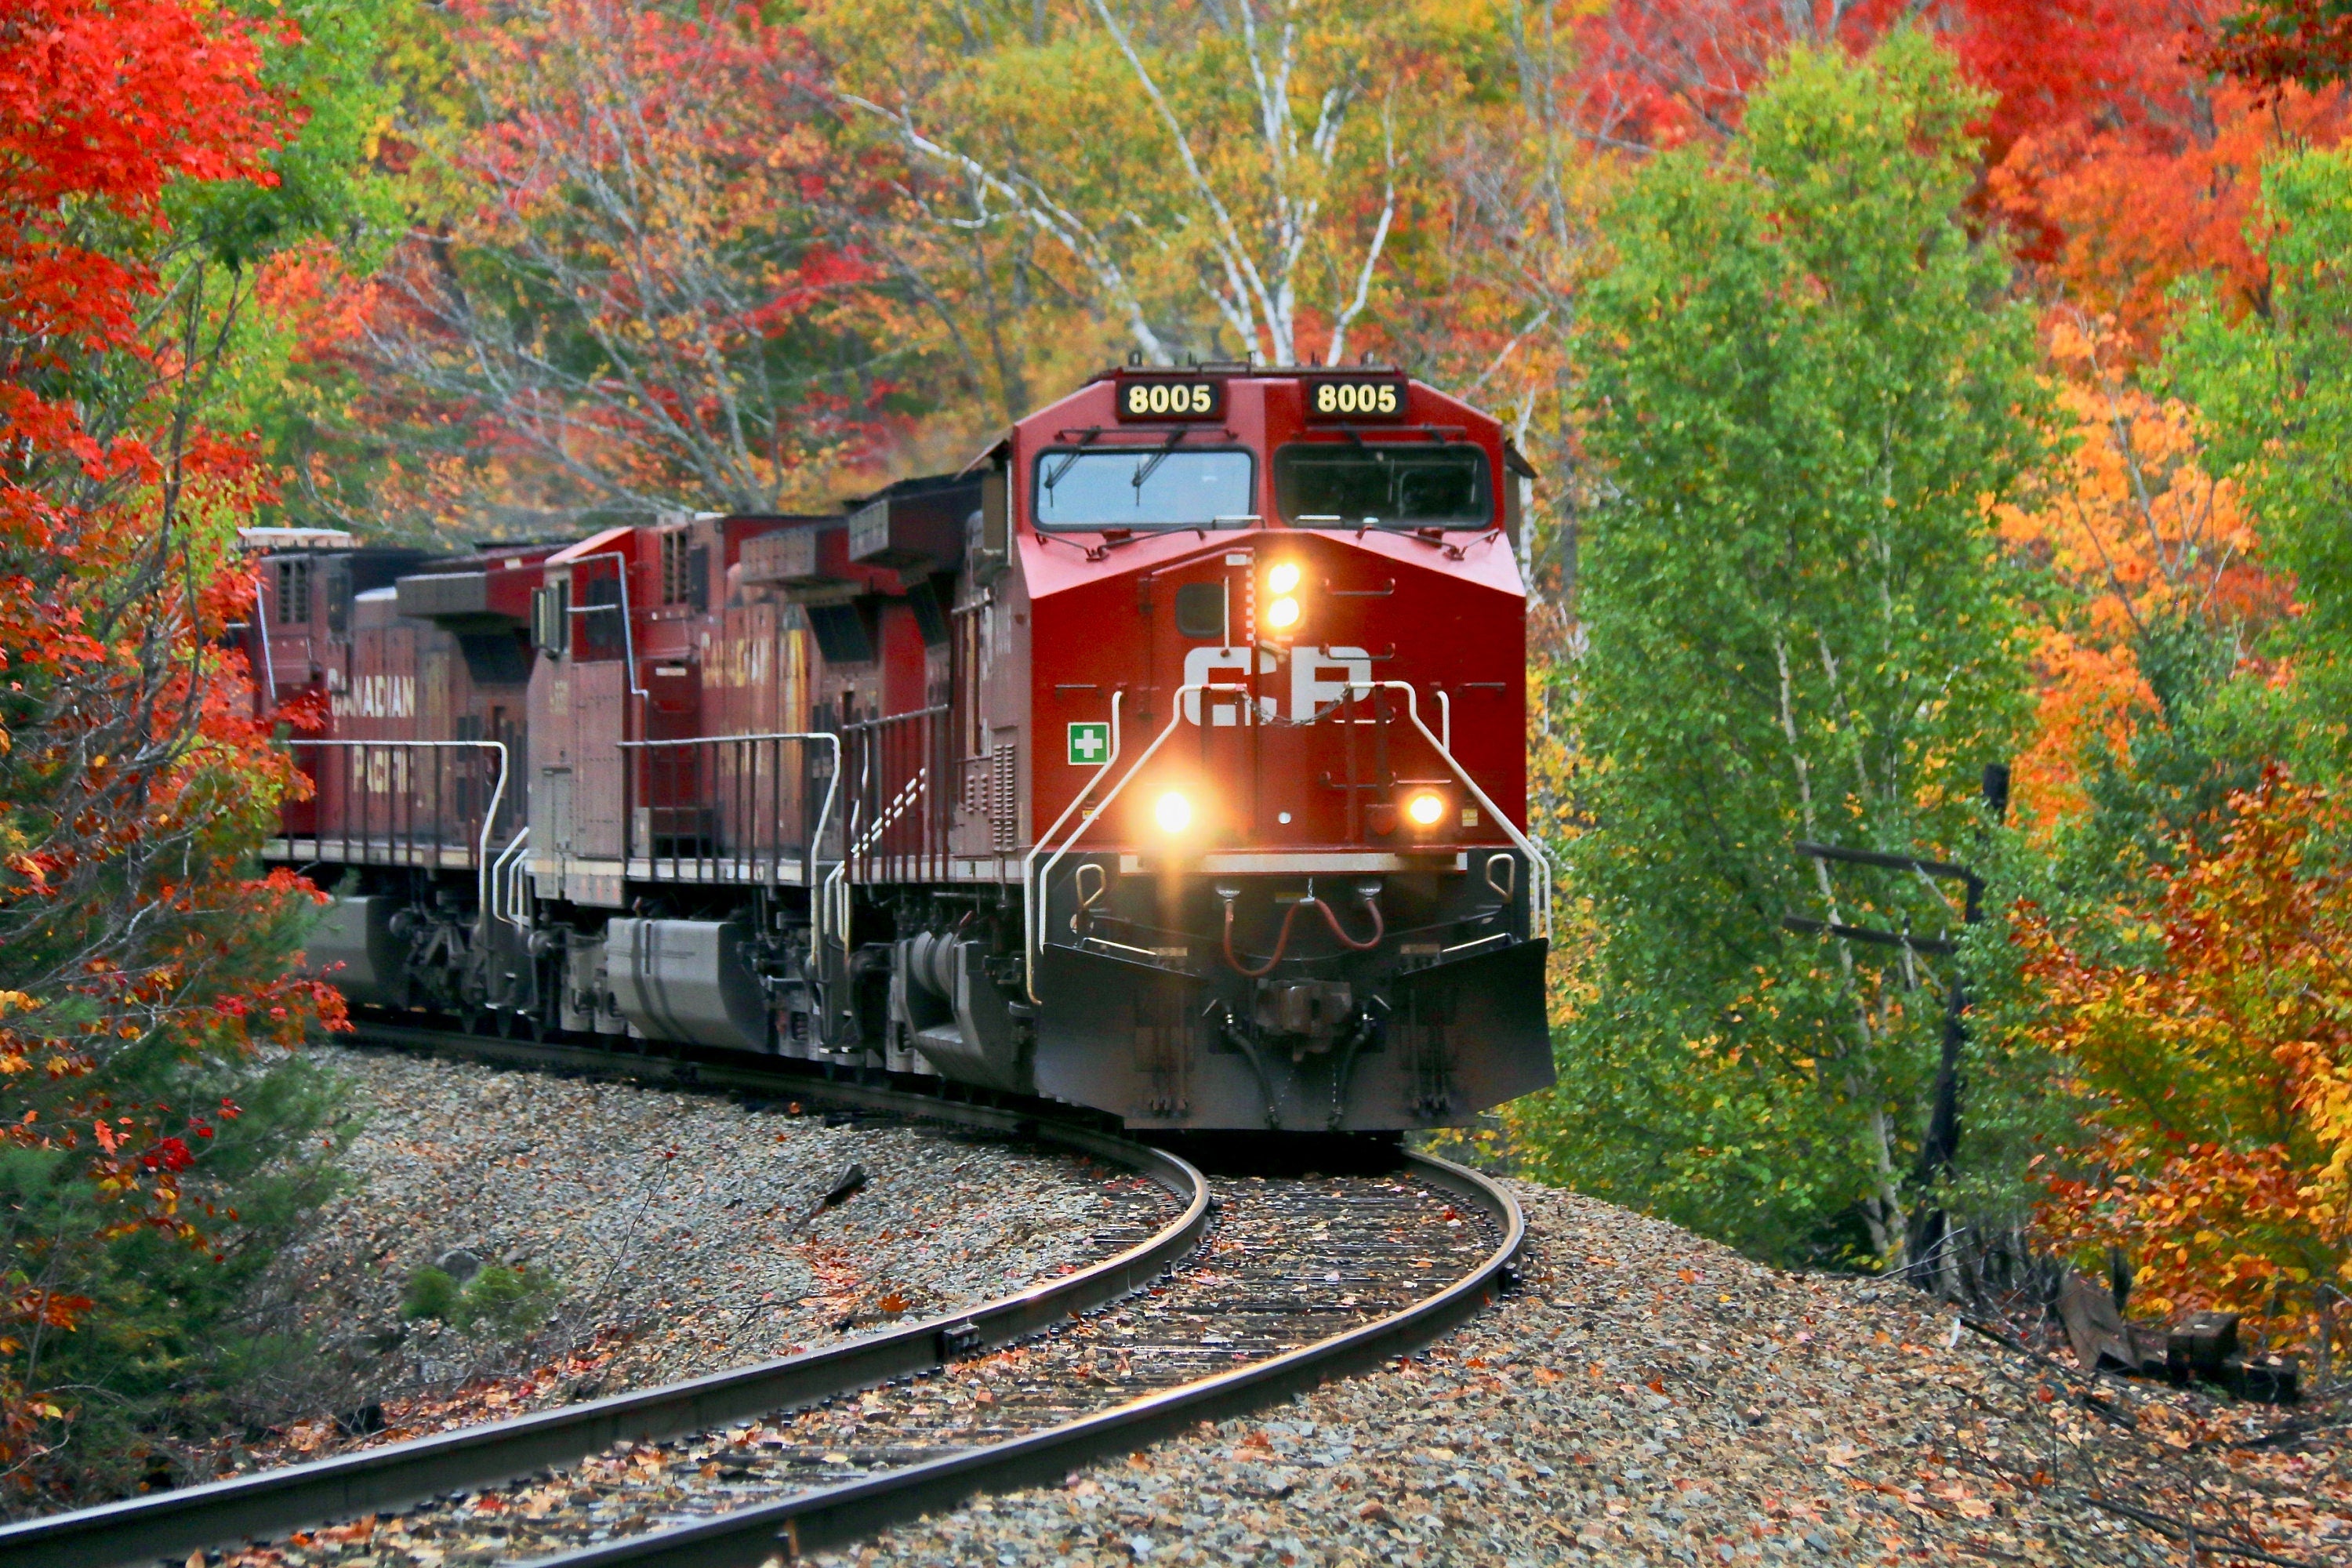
[1043,428,1102,492]
[1130,427,1190,492]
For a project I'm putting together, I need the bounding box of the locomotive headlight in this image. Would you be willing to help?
[1265,596,1301,631]
[1405,791,1446,829]
[1267,561,1301,596]
[1153,790,1194,833]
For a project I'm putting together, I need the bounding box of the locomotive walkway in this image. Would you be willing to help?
[0,1028,1523,1568]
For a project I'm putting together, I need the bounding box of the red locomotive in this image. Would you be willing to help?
[245,363,1554,1132]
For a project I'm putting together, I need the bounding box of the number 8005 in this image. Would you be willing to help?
[1314,381,1399,416]
[1125,382,1214,416]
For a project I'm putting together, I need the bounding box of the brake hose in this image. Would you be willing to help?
[1316,892,1384,950]
[1221,888,1384,975]
[1224,897,1306,978]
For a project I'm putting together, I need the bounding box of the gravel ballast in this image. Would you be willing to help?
[232,1045,1167,1465]
[809,1182,2350,1567]
[226,1173,1486,1568]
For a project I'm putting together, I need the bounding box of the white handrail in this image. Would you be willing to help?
[829,766,929,968]
[822,747,866,965]
[819,707,950,960]
[1021,678,1553,996]
[621,731,843,956]
[561,551,650,705]
[280,739,510,941]
[489,826,530,930]
[1025,683,1245,999]
[252,579,277,705]
[1363,681,1552,941]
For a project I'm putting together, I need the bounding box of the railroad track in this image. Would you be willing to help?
[0,1024,1525,1568]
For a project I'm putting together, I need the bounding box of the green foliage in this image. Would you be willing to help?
[452,1265,558,1335]
[401,1263,558,1338]
[0,1052,352,1498]
[181,0,407,266]
[2164,147,2352,770]
[1529,33,2046,1266]
[219,0,415,528]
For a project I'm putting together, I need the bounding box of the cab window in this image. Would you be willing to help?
[1273,442,1492,530]
[1033,448,1255,529]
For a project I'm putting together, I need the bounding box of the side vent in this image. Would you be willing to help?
[989,742,1018,851]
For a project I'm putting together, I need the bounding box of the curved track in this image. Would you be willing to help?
[0,1025,1523,1568]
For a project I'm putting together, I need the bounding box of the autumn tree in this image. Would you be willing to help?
[1562,0,2342,352]
[2165,146,2352,768]
[2197,0,2352,91]
[0,0,368,1502]
[811,0,1449,440]
[1518,34,2044,1266]
[332,0,887,535]
[1990,315,2285,829]
[1569,0,2206,162]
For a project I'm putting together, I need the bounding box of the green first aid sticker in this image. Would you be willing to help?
[1067,721,1111,766]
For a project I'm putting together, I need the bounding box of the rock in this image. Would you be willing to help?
[434,1249,483,1285]
[333,1403,386,1437]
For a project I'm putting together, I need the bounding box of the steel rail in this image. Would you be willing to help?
[517,1149,1522,1568]
[0,1028,1210,1568]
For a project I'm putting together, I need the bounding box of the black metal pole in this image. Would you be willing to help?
[1900,762,2008,1282]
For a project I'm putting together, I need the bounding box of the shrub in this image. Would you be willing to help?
[451,1265,558,1336]
[401,1262,558,1340]
[401,1266,461,1323]
[2016,768,2352,1367]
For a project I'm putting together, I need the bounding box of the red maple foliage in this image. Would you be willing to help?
[1,0,347,1483]
[1574,0,2183,150]
[1573,0,2345,350]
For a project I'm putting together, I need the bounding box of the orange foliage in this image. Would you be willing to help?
[1993,316,2285,826]
[1994,81,2352,350]
[2019,770,2352,1359]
